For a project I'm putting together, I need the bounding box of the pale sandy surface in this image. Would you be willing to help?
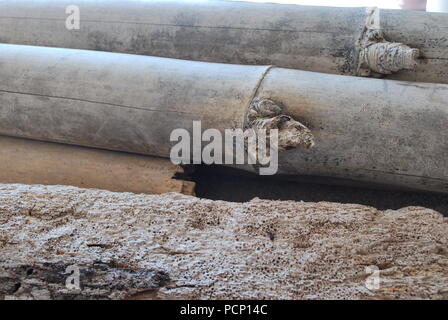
[0,184,447,300]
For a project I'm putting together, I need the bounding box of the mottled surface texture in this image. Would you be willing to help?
[0,184,447,300]
[1,1,446,84]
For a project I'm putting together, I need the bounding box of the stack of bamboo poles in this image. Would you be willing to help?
[0,0,447,194]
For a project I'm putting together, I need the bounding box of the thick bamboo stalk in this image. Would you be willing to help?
[0,44,447,193]
[0,0,447,83]
[255,68,448,193]
[0,44,266,157]
[0,136,195,195]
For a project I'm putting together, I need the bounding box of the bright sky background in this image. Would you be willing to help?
[236,0,402,9]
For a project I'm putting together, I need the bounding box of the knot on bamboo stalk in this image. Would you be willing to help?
[359,29,420,75]
[246,98,314,151]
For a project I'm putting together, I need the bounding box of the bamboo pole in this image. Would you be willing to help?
[0,0,447,83]
[0,44,446,193]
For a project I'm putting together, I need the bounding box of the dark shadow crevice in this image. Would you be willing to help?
[192,165,448,217]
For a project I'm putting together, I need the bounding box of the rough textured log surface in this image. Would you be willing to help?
[1,184,447,300]
[0,136,194,195]
[0,1,446,83]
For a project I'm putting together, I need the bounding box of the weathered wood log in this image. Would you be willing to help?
[0,136,195,195]
[0,0,447,83]
[0,44,447,193]
[1,184,447,299]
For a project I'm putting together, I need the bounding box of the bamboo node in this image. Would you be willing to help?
[246,98,314,151]
[359,29,420,75]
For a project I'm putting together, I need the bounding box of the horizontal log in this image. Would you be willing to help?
[0,44,447,193]
[0,0,447,83]
[0,136,195,195]
[0,44,265,157]
[1,184,447,299]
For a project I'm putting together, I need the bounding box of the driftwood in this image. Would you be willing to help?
[0,136,194,195]
[0,0,447,83]
[0,44,447,193]
[0,184,447,299]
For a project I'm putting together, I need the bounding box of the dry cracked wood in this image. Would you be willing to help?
[0,184,447,299]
